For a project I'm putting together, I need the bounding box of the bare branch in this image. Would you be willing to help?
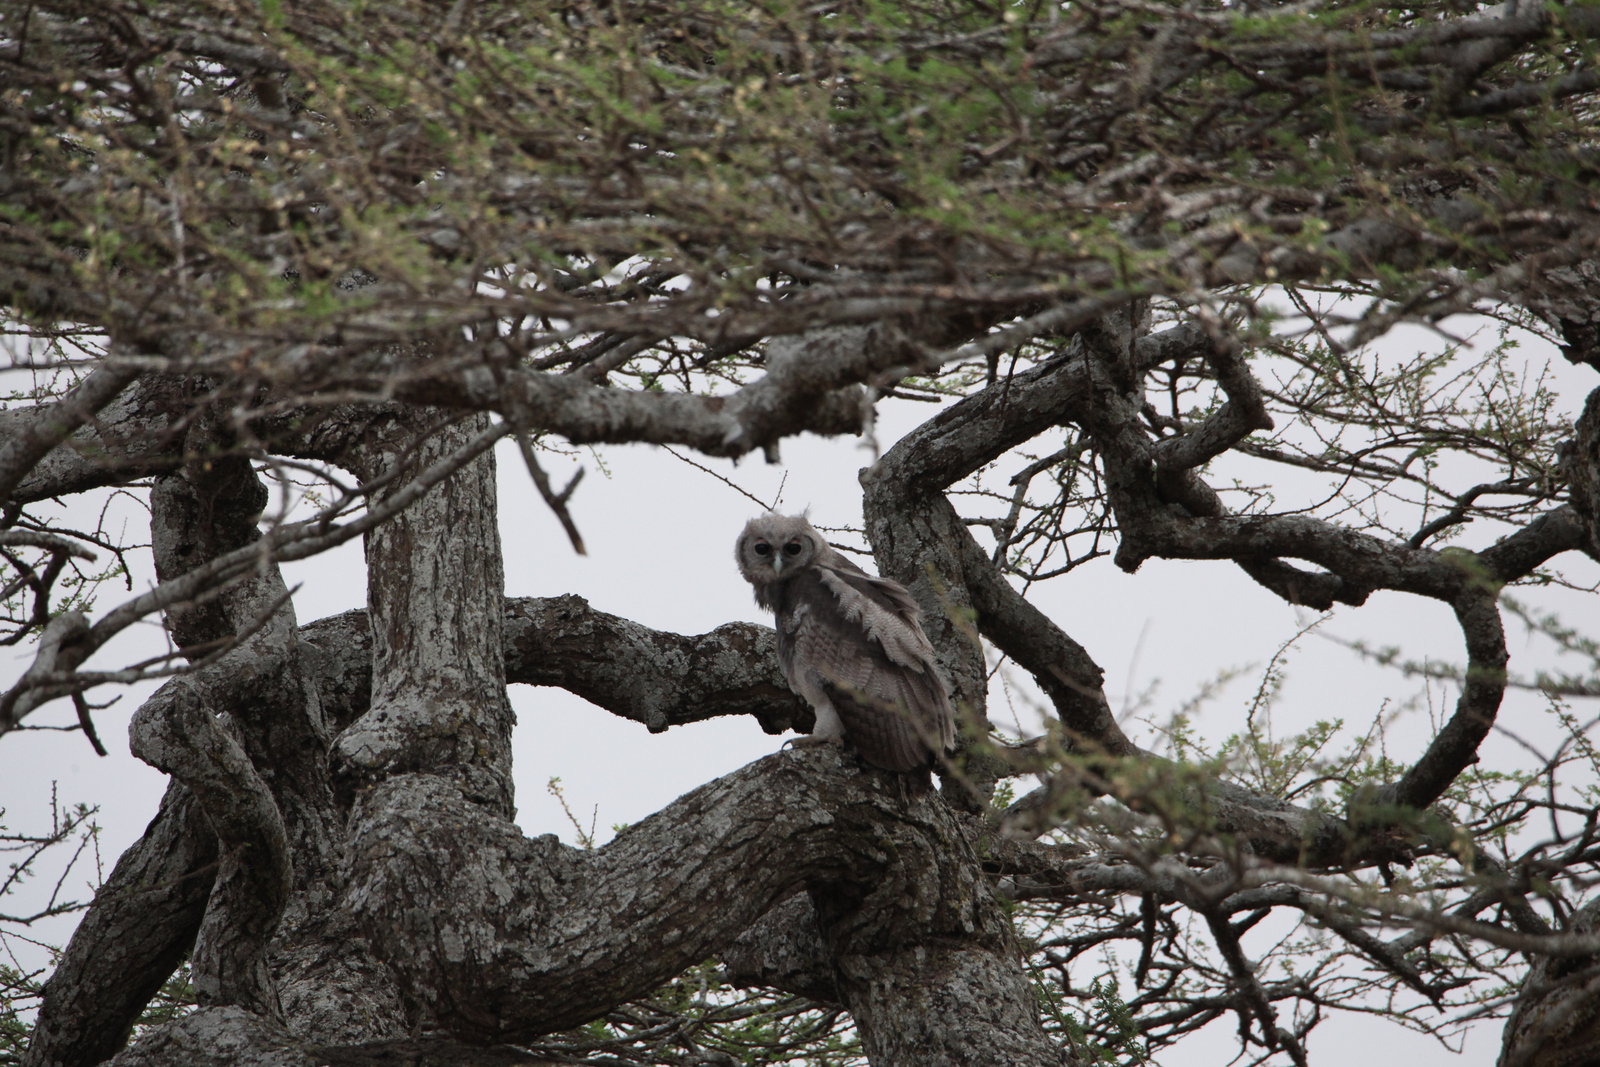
[0,364,140,504]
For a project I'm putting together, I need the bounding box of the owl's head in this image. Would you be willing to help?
[736,513,823,593]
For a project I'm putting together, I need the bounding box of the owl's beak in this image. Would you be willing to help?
[771,556,785,575]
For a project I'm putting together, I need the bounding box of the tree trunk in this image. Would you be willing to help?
[24,409,1074,1067]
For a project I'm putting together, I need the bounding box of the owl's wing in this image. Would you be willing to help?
[781,565,955,773]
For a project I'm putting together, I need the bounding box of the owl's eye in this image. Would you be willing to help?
[783,540,803,557]
[753,541,771,556]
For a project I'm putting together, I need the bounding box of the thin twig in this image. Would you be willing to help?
[515,432,587,555]
[70,691,107,757]
[662,445,776,511]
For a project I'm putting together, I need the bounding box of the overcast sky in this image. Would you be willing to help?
[3,316,1596,1065]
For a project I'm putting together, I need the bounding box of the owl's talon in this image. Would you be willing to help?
[783,734,842,751]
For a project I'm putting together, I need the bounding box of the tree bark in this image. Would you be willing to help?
[21,783,217,1067]
[1500,899,1600,1067]
[345,745,1072,1064]
[330,410,516,814]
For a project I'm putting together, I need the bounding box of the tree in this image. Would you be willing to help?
[1,0,1599,1065]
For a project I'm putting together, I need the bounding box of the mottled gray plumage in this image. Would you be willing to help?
[735,514,956,788]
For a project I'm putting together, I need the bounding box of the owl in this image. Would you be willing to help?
[735,514,956,791]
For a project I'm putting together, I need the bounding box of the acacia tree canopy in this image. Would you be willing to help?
[2,1,1600,1065]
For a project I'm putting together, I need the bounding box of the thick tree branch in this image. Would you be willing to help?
[330,412,515,812]
[0,363,142,504]
[106,1006,310,1067]
[21,783,218,1067]
[1477,505,1594,578]
[950,513,1136,756]
[8,375,189,505]
[398,308,1118,460]
[129,687,291,1020]
[505,594,809,736]
[1077,327,1544,820]
[859,338,1086,468]
[1150,337,1274,479]
[345,745,1073,1065]
[723,895,842,1004]
[1378,587,1508,811]
[1566,389,1600,559]
[862,328,1402,856]
[364,325,880,460]
[291,597,813,739]
[1501,899,1600,1067]
[1233,557,1374,610]
[29,427,348,1065]
[0,413,508,737]
[147,443,338,878]
[861,342,1112,797]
